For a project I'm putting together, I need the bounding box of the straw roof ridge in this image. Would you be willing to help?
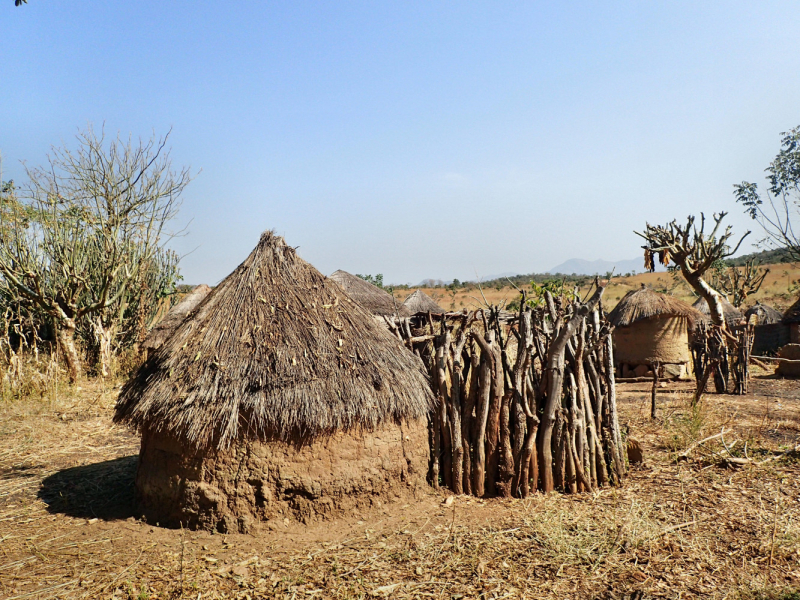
[403,289,445,315]
[744,302,783,325]
[328,270,411,317]
[608,286,702,328]
[115,231,434,449]
[783,296,800,324]
[143,284,213,351]
[692,296,743,326]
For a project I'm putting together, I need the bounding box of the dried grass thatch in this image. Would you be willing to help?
[402,289,445,315]
[328,270,410,317]
[115,231,433,449]
[693,296,743,328]
[608,286,702,328]
[744,302,783,325]
[782,296,800,324]
[142,284,212,353]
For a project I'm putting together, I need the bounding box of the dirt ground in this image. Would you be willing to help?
[1,369,799,599]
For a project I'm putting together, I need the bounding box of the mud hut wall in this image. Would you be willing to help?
[613,315,691,366]
[135,419,429,531]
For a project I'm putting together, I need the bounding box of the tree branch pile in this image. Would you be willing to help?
[386,281,626,497]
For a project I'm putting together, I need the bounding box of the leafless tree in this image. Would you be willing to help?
[712,258,769,308]
[0,126,190,381]
[636,212,749,328]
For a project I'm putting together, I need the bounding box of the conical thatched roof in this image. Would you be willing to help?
[403,290,445,315]
[328,270,411,317]
[142,284,212,352]
[608,286,702,328]
[783,297,800,324]
[115,232,433,449]
[744,302,783,325]
[692,296,744,328]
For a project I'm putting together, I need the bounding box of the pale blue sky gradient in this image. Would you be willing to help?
[2,2,799,284]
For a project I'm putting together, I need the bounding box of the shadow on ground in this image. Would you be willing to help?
[38,455,137,520]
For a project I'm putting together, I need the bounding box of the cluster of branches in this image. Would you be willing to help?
[0,127,190,380]
[387,282,626,497]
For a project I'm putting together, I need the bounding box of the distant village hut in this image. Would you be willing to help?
[142,284,212,359]
[692,297,744,330]
[115,232,433,533]
[608,286,702,379]
[745,302,789,354]
[328,270,411,318]
[402,289,445,315]
[783,297,800,344]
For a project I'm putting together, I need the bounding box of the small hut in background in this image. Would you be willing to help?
[692,296,743,330]
[745,302,789,354]
[783,297,800,344]
[116,232,433,533]
[142,284,212,359]
[608,286,702,379]
[403,289,445,315]
[329,270,411,317]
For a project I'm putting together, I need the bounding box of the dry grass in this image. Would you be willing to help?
[393,261,800,313]
[0,369,799,599]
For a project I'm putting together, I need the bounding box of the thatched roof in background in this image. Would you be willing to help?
[403,290,445,315]
[116,232,433,449]
[745,302,783,325]
[328,270,411,317]
[142,284,212,352]
[608,286,702,328]
[692,296,744,328]
[783,297,800,324]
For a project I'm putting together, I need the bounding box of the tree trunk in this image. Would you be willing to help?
[56,321,81,383]
[93,318,117,379]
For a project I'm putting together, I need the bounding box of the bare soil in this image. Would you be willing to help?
[1,369,799,599]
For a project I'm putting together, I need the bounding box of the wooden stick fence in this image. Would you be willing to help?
[385,283,626,497]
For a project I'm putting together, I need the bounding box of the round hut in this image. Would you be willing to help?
[142,284,212,359]
[115,232,433,533]
[328,270,411,317]
[402,289,445,315]
[608,286,702,379]
[745,302,783,325]
[692,296,743,330]
[783,297,800,344]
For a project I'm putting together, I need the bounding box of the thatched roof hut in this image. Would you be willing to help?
[608,287,702,378]
[692,297,744,329]
[116,232,433,532]
[328,270,410,317]
[782,297,800,344]
[403,289,445,315]
[745,302,783,325]
[142,284,212,356]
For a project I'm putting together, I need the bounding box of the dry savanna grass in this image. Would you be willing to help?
[393,261,800,313]
[0,367,799,599]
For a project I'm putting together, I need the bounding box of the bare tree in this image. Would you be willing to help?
[735,126,800,260]
[711,258,769,308]
[636,212,749,328]
[0,126,190,381]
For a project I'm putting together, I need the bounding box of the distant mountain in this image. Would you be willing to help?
[548,257,665,276]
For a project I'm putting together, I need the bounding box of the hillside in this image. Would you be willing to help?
[393,259,800,313]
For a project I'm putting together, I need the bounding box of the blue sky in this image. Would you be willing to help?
[2,2,799,285]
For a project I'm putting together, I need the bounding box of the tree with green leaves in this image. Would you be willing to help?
[0,127,190,381]
[734,126,800,261]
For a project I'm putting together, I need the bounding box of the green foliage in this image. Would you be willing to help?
[356,273,384,289]
[735,126,800,260]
